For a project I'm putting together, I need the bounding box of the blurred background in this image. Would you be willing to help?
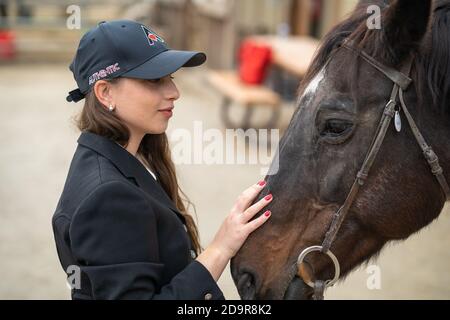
[0,0,448,300]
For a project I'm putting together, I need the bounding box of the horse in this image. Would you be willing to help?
[231,0,450,300]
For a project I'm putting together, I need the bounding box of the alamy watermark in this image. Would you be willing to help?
[66,265,80,290]
[366,264,382,290]
[367,5,382,30]
[169,121,280,176]
[66,5,81,30]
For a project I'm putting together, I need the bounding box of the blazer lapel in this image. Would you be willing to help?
[77,131,186,223]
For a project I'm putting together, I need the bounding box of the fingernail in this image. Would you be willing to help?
[258,180,266,187]
[264,210,271,217]
[264,194,273,201]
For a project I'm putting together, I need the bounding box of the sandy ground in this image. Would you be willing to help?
[0,64,448,300]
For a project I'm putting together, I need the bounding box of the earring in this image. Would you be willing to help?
[108,104,115,112]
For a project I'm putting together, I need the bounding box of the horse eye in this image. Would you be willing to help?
[320,119,353,137]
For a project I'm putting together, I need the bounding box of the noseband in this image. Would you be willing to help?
[296,41,450,300]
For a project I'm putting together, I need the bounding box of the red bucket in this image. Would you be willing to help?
[238,39,273,85]
[0,30,16,60]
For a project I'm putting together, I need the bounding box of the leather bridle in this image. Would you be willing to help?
[296,41,450,300]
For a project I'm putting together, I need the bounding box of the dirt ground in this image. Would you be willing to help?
[0,64,448,300]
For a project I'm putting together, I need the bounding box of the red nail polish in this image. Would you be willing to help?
[258,180,266,187]
[264,210,271,217]
[265,194,273,201]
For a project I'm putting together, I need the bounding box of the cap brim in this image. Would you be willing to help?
[121,50,206,80]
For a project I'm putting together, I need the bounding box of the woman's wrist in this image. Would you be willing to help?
[196,244,231,282]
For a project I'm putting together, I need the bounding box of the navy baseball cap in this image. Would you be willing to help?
[66,20,206,103]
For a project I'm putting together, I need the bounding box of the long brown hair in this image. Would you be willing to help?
[74,80,202,254]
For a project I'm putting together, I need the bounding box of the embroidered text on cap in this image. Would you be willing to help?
[88,63,121,85]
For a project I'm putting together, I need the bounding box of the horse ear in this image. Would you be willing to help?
[382,0,432,64]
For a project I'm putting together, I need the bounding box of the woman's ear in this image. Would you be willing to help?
[93,80,115,111]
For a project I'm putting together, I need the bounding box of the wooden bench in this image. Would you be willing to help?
[207,70,281,129]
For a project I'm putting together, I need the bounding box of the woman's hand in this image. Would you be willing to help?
[210,180,272,260]
[196,180,272,282]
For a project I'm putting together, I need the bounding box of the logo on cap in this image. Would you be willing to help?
[141,26,165,46]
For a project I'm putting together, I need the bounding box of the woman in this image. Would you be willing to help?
[52,20,273,300]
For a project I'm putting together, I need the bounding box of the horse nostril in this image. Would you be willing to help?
[237,272,256,300]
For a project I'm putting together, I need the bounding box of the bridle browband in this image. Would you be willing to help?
[295,41,450,300]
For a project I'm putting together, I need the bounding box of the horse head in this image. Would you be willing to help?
[231,0,450,299]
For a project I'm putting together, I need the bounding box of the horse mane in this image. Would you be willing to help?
[298,0,450,116]
[420,0,450,112]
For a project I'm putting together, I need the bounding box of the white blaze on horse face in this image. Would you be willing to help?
[305,68,325,96]
[298,67,326,106]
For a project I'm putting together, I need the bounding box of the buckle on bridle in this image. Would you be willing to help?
[384,100,397,118]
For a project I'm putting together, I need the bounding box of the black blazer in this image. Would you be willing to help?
[52,131,224,300]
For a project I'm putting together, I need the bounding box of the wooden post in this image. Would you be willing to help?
[189,0,237,69]
[290,0,312,36]
[319,0,359,37]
